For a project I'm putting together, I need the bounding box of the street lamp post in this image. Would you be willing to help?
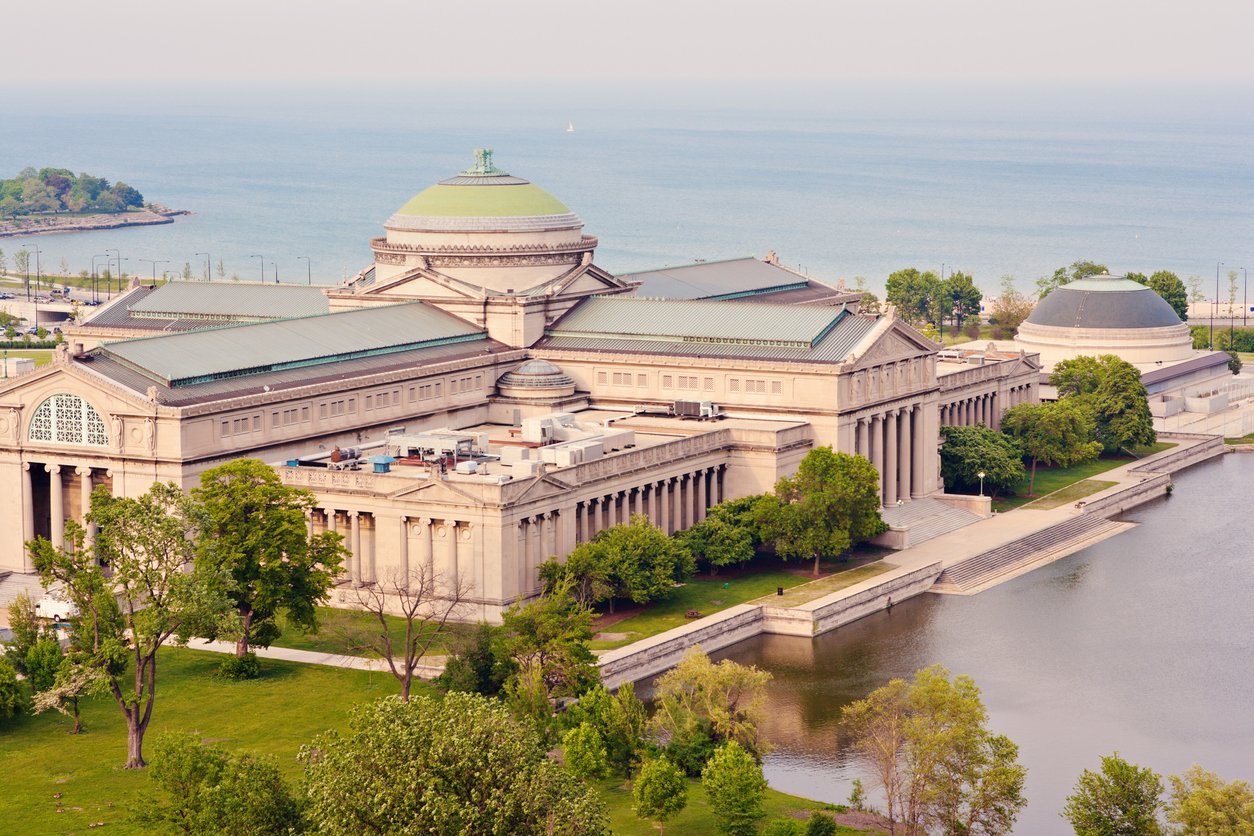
[297,256,311,286]
[195,252,211,283]
[1213,261,1223,349]
[91,254,110,304]
[271,262,279,284]
[105,249,122,297]
[251,254,265,283]
[20,246,30,300]
[139,259,169,283]
[977,470,986,498]
[31,244,42,297]
[1244,267,1248,328]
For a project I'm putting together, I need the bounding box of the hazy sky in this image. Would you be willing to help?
[8,0,1254,87]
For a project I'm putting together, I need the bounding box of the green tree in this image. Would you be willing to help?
[437,621,515,697]
[886,267,945,328]
[939,425,1026,497]
[1052,355,1156,454]
[756,447,886,576]
[4,591,41,674]
[543,515,693,612]
[563,721,609,779]
[563,682,649,776]
[651,646,773,767]
[23,633,62,693]
[805,812,839,836]
[0,247,7,275]
[1132,270,1189,321]
[678,514,755,575]
[842,665,1027,835]
[702,740,768,835]
[500,578,599,705]
[634,756,689,836]
[13,248,29,279]
[0,657,22,719]
[28,484,233,768]
[1228,350,1243,376]
[1037,260,1109,299]
[1001,401,1102,495]
[945,271,983,330]
[1166,765,1254,833]
[1062,752,1164,835]
[181,261,193,280]
[191,459,346,661]
[301,693,608,835]
[32,654,106,734]
[137,732,305,834]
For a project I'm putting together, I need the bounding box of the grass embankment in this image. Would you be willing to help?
[590,550,890,650]
[991,442,1175,513]
[598,777,871,834]
[0,647,405,834]
[757,562,894,608]
[271,605,466,658]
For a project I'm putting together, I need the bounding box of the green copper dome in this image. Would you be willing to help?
[393,149,572,219]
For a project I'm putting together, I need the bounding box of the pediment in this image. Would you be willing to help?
[368,269,487,301]
[850,326,934,370]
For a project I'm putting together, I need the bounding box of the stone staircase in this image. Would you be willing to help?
[931,514,1125,594]
[879,498,983,547]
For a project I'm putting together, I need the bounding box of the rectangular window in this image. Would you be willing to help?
[252,415,261,432]
[474,375,482,388]
[348,398,356,411]
[272,411,280,427]
[729,379,740,392]
[366,395,374,409]
[408,386,416,402]
[703,377,714,391]
[597,371,608,385]
[637,374,648,387]
[221,421,230,436]
[319,403,328,419]
[301,406,309,421]
[771,380,783,395]
[435,382,442,397]
[662,375,673,388]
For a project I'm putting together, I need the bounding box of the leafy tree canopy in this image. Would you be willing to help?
[634,756,689,834]
[944,271,983,327]
[1051,354,1156,454]
[1166,765,1254,833]
[1001,401,1102,495]
[0,166,144,216]
[562,682,649,776]
[301,693,608,835]
[886,267,945,327]
[939,425,1025,497]
[702,740,769,836]
[500,578,599,703]
[192,459,346,660]
[1128,270,1190,320]
[651,646,773,762]
[1036,260,1109,299]
[842,665,1028,835]
[1062,752,1165,836]
[756,447,886,575]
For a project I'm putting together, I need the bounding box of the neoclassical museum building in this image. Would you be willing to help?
[0,150,1039,619]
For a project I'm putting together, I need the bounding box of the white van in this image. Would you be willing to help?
[34,594,78,621]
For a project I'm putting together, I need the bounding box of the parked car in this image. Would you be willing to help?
[34,594,78,621]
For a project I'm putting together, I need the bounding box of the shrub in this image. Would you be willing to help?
[762,819,804,836]
[633,756,688,834]
[805,811,839,836]
[563,722,608,780]
[702,740,768,835]
[217,651,261,680]
[0,658,23,719]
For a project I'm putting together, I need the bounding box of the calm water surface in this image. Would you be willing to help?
[716,454,1254,833]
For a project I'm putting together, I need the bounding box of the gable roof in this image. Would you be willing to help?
[94,303,485,388]
[539,296,877,363]
[127,281,329,321]
[618,257,852,304]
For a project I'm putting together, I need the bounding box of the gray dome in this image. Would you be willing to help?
[1025,275,1182,330]
[497,359,575,390]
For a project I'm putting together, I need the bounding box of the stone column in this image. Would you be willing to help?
[363,514,376,585]
[445,520,460,581]
[348,511,362,586]
[397,515,410,586]
[47,464,64,549]
[327,509,338,534]
[534,514,547,564]
[21,463,34,572]
[898,407,912,501]
[870,414,884,502]
[716,465,726,505]
[884,411,898,506]
[911,404,925,497]
[660,479,671,533]
[857,417,869,457]
[696,470,708,523]
[77,466,96,549]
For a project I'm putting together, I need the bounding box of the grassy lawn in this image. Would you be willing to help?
[991,442,1175,512]
[598,776,872,834]
[270,605,466,658]
[1226,431,1254,444]
[0,646,405,834]
[590,550,890,650]
[2,349,54,368]
[1022,479,1117,510]
[756,561,894,608]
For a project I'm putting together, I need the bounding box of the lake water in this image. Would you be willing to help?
[1,87,1252,296]
[717,453,1254,833]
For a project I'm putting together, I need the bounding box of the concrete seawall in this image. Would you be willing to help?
[599,561,943,689]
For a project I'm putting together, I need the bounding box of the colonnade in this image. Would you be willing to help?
[574,464,725,543]
[19,461,109,558]
[940,384,1032,430]
[853,403,926,507]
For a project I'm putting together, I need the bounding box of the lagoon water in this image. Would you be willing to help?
[2,88,1252,295]
[718,454,1254,833]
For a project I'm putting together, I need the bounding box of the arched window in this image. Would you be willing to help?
[28,394,109,446]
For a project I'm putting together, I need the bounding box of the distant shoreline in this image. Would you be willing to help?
[0,208,190,240]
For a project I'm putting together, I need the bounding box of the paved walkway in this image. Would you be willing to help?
[187,639,393,671]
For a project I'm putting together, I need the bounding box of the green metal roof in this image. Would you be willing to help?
[547,296,847,348]
[394,181,570,218]
[128,282,328,321]
[97,303,485,388]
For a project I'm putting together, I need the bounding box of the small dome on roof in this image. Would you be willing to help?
[1025,274,1183,330]
[496,359,576,398]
